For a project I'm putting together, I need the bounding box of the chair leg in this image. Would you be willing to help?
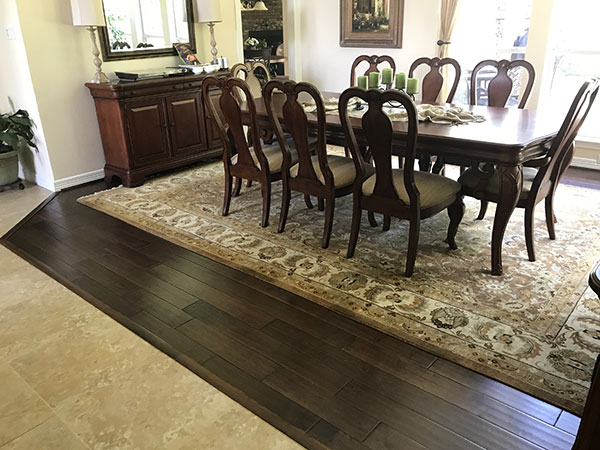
[545,194,557,240]
[304,194,313,209]
[247,180,253,188]
[260,182,271,228]
[344,146,351,158]
[418,154,432,172]
[368,211,378,227]
[223,174,233,216]
[445,196,465,250]
[405,219,421,277]
[432,157,445,174]
[525,205,536,262]
[383,215,391,231]
[317,197,325,212]
[476,200,489,220]
[278,185,291,233]
[322,197,335,249]
[232,177,242,197]
[347,204,362,258]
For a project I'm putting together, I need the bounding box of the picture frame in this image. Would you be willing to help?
[340,0,404,48]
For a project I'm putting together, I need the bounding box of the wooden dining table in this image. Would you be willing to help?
[245,92,562,275]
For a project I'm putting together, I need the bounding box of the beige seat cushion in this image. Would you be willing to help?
[458,166,538,199]
[290,155,375,188]
[362,169,461,209]
[231,137,297,172]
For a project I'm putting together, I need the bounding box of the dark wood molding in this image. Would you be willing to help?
[340,0,404,48]
[98,0,196,61]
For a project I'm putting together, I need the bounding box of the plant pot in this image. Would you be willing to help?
[0,150,19,186]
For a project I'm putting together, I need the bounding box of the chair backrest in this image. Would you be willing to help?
[350,54,396,87]
[470,59,535,108]
[408,56,461,103]
[202,76,269,173]
[263,80,330,185]
[231,61,271,99]
[532,79,599,197]
[339,88,419,208]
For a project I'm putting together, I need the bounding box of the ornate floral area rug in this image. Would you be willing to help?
[79,161,600,414]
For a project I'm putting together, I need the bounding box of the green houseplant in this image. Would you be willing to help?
[0,109,36,186]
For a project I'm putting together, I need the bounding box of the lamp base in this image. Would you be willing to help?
[208,22,219,65]
[87,26,109,84]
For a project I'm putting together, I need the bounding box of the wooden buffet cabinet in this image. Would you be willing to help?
[86,72,226,187]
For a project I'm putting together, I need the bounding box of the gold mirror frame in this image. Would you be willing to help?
[98,0,196,61]
[340,0,404,48]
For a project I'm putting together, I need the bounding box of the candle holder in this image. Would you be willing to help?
[382,83,393,91]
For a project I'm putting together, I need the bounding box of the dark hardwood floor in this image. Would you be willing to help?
[3,167,598,449]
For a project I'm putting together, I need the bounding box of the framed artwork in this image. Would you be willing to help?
[340,0,404,48]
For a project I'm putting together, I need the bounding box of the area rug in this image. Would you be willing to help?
[79,161,600,415]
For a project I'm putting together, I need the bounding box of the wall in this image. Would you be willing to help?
[11,0,243,191]
[0,0,55,190]
[294,0,441,92]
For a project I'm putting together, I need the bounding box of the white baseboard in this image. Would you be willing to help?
[54,169,104,191]
[571,156,600,171]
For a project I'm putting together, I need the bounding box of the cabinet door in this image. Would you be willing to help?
[125,99,170,166]
[166,94,208,156]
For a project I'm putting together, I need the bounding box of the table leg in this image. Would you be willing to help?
[491,164,522,276]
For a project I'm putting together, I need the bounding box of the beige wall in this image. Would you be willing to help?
[294,0,441,92]
[0,0,55,190]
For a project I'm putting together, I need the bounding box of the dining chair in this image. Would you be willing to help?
[202,76,298,227]
[339,87,465,277]
[458,79,599,262]
[409,56,461,103]
[264,80,374,248]
[571,260,600,450]
[231,61,271,99]
[467,59,536,218]
[350,54,396,86]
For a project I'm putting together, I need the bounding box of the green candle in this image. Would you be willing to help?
[357,75,368,89]
[368,71,380,88]
[381,68,393,85]
[407,77,419,94]
[395,72,407,90]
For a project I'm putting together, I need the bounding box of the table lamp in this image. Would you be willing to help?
[194,0,223,64]
[70,0,108,84]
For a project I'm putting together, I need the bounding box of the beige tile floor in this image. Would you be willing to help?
[0,185,303,450]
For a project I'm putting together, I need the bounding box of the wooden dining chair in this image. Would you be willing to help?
[468,59,536,218]
[350,54,396,86]
[264,80,374,248]
[458,79,599,262]
[202,76,298,227]
[231,61,271,99]
[571,260,600,450]
[339,87,465,277]
[409,56,461,103]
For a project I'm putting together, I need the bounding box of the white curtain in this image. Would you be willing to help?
[438,0,461,102]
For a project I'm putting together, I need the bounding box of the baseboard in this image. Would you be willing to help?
[54,169,104,191]
[571,156,600,171]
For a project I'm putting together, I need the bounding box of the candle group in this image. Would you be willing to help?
[355,69,418,95]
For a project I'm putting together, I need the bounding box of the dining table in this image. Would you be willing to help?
[244,92,563,275]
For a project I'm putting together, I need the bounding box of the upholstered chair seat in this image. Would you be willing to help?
[458,166,548,200]
[231,140,298,172]
[290,155,375,188]
[362,170,462,209]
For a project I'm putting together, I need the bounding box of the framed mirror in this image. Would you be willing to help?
[98,0,196,61]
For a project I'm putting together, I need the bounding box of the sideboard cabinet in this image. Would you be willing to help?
[86,73,226,187]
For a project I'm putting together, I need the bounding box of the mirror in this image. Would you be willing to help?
[98,0,196,61]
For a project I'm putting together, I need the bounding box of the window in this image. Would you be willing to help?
[541,0,600,140]
[449,0,534,105]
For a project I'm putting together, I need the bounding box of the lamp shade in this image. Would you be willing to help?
[70,0,105,26]
[194,0,223,23]
[253,1,268,11]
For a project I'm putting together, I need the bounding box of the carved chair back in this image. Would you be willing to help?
[470,59,535,108]
[231,61,271,100]
[202,76,269,176]
[408,56,461,103]
[350,54,396,86]
[530,79,599,203]
[339,88,419,211]
[264,80,331,188]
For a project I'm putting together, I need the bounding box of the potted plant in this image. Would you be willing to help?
[0,109,36,187]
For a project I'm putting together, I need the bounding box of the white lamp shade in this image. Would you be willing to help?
[70,0,105,26]
[253,1,268,11]
[194,0,223,23]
